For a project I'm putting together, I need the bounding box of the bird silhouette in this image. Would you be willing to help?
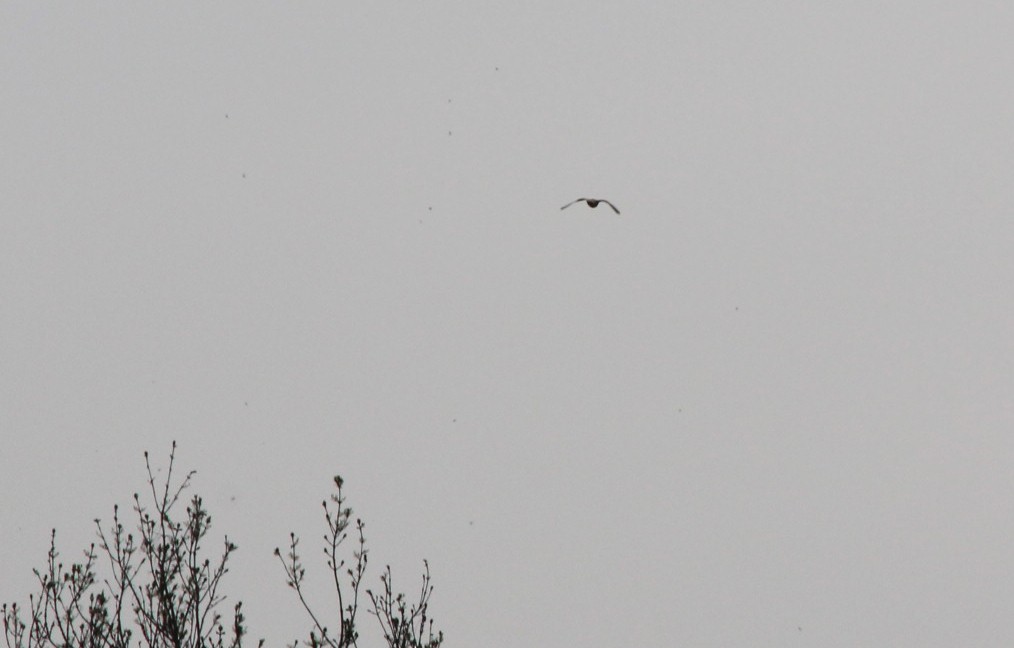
[561,198,620,214]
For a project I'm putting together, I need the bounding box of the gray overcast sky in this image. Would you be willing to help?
[3,3,1014,646]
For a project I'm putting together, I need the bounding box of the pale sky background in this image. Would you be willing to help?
[3,3,1014,646]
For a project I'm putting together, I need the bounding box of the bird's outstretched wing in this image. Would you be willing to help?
[560,198,586,210]
[599,199,621,214]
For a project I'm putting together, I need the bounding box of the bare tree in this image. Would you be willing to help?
[274,476,366,648]
[365,563,442,648]
[3,442,257,648]
[275,478,443,648]
[4,446,444,648]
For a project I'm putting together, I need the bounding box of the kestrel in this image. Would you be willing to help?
[560,198,620,214]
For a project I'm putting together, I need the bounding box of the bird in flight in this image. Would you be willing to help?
[561,198,620,214]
